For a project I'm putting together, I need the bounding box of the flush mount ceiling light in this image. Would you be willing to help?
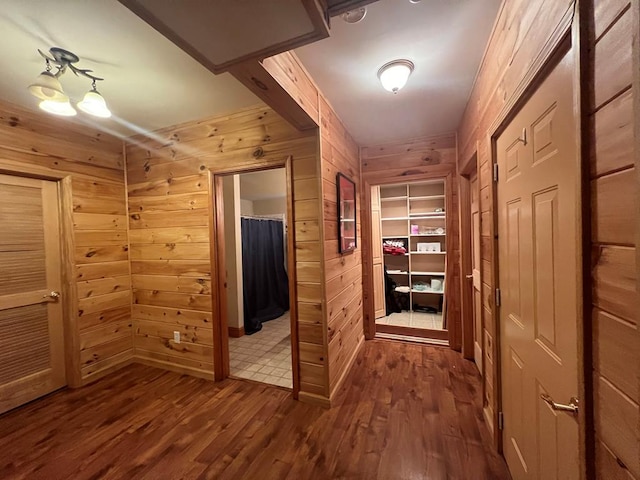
[28,48,111,118]
[377,59,415,94]
[342,7,367,23]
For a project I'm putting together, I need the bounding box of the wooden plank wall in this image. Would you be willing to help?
[124,105,326,399]
[0,100,132,386]
[318,96,364,398]
[360,134,460,347]
[589,1,639,477]
[455,0,576,435]
[262,52,366,402]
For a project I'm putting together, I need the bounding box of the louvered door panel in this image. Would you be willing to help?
[0,304,50,384]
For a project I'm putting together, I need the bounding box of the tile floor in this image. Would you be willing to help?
[376,311,444,330]
[228,312,292,389]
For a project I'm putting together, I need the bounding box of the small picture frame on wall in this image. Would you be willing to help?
[336,173,357,254]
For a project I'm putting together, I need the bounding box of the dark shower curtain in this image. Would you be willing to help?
[241,217,289,334]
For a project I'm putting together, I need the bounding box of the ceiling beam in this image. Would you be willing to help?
[228,60,319,131]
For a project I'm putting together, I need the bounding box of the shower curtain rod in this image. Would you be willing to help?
[240,214,285,221]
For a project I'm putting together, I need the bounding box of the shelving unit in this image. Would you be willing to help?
[379,180,447,313]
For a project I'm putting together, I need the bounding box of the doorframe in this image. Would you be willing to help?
[209,157,300,399]
[362,168,457,346]
[0,165,80,388]
[487,16,590,478]
[458,151,478,362]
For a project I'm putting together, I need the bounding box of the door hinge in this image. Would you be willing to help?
[498,411,504,430]
[493,163,499,182]
[495,288,501,307]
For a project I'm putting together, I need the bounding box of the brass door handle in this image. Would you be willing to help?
[466,274,473,279]
[540,393,579,415]
[43,291,61,300]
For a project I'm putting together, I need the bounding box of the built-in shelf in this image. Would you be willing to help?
[380,196,408,202]
[409,212,445,217]
[379,180,447,314]
[410,195,445,201]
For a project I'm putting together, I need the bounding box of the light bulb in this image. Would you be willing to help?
[39,99,77,116]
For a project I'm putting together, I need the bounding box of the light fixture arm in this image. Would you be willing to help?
[37,48,104,82]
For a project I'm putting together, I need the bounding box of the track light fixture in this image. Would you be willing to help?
[28,48,111,118]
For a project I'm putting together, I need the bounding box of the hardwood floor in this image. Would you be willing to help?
[0,340,511,480]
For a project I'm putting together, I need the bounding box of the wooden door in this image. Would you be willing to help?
[470,172,482,370]
[497,50,580,480]
[371,186,385,319]
[0,174,65,414]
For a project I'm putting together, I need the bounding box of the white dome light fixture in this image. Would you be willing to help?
[377,60,415,94]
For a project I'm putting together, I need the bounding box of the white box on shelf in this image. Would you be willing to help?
[417,242,441,252]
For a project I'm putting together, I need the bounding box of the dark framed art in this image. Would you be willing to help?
[336,173,357,253]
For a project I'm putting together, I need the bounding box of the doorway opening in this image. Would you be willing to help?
[459,154,483,372]
[371,178,453,344]
[214,166,295,390]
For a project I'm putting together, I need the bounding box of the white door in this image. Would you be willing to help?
[0,174,65,414]
[497,49,580,479]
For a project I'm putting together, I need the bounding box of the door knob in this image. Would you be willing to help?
[465,274,473,279]
[43,291,61,300]
[540,393,579,415]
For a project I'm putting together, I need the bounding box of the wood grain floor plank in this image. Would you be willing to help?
[0,340,510,480]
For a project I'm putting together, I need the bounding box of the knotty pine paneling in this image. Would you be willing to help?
[589,5,639,478]
[125,105,325,393]
[318,95,364,398]
[361,133,461,349]
[259,52,370,404]
[0,100,132,387]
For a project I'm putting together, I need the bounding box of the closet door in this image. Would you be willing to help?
[0,174,66,414]
[371,186,385,318]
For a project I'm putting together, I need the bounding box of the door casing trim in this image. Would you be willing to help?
[0,165,80,388]
[208,157,300,399]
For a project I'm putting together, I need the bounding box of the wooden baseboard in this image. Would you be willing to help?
[228,326,245,338]
[376,323,449,341]
[133,356,214,381]
[329,334,365,405]
[79,352,134,387]
[298,391,331,408]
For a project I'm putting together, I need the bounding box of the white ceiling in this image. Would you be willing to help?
[240,169,287,201]
[0,0,259,137]
[295,0,502,145]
